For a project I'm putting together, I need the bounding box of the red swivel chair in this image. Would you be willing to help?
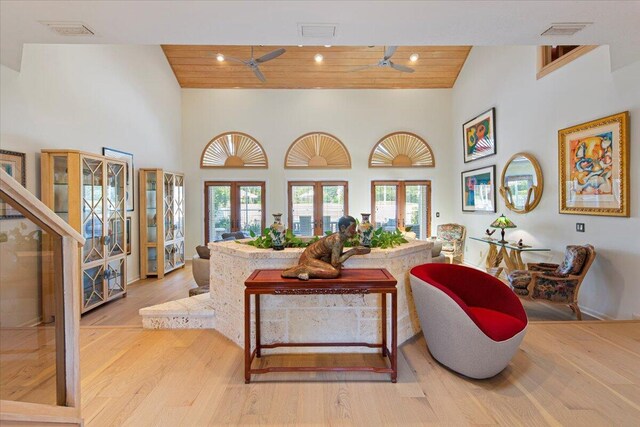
[410,263,528,379]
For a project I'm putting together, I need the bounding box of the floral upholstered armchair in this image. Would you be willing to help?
[508,244,596,320]
[436,223,467,264]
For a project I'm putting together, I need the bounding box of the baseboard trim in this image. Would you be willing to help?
[579,307,610,321]
[127,275,141,285]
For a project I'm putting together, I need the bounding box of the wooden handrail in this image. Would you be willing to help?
[0,169,85,245]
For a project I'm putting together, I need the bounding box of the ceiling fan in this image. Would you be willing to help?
[350,46,415,73]
[216,46,286,82]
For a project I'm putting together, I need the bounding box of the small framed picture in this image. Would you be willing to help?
[103,147,134,212]
[559,111,630,217]
[463,107,496,163]
[462,165,496,212]
[0,149,26,219]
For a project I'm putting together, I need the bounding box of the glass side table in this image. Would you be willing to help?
[469,237,550,277]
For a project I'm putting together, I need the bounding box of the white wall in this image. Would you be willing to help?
[451,46,640,320]
[0,44,181,324]
[182,89,454,252]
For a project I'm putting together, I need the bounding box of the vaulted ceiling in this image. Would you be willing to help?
[162,45,471,89]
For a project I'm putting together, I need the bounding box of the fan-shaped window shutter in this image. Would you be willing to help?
[285,132,351,169]
[369,132,435,168]
[201,132,268,168]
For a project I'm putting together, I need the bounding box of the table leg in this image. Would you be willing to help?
[255,294,261,358]
[513,249,525,270]
[381,293,387,357]
[244,290,251,384]
[502,247,517,273]
[391,290,398,383]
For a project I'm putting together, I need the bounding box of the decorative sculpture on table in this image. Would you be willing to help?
[282,215,371,280]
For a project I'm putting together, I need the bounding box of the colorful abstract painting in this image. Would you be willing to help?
[463,108,496,162]
[462,165,496,212]
[569,132,613,196]
[559,111,629,217]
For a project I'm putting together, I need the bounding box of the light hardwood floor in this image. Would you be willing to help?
[2,322,639,425]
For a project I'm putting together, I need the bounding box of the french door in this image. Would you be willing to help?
[288,181,348,236]
[204,181,265,242]
[371,180,431,239]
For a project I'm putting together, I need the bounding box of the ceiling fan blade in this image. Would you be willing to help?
[383,46,398,60]
[349,64,377,72]
[256,48,286,63]
[389,62,415,73]
[252,66,267,82]
[225,56,247,65]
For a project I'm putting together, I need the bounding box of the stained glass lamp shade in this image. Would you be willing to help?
[490,214,517,244]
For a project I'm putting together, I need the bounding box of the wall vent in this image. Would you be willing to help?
[298,23,337,38]
[541,23,591,36]
[40,21,95,36]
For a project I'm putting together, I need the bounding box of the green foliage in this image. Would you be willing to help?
[369,227,408,249]
[240,226,408,250]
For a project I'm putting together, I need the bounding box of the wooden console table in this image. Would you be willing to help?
[244,268,398,383]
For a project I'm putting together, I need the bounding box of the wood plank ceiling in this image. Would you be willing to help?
[162,45,471,89]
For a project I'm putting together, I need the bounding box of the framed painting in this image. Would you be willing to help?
[463,107,496,162]
[103,147,134,212]
[559,111,629,217]
[462,165,496,212]
[0,149,26,219]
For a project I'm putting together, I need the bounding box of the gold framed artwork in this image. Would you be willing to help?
[558,111,629,217]
[0,149,26,219]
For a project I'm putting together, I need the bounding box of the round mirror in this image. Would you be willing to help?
[500,153,543,213]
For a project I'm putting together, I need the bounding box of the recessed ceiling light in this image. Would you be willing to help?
[298,45,304,47]
[409,53,419,62]
[324,45,332,48]
[216,53,225,62]
[314,53,324,63]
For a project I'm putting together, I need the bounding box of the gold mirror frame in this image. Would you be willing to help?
[500,152,543,213]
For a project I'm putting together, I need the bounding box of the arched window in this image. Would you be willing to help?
[369,132,435,168]
[284,132,351,169]
[200,132,268,168]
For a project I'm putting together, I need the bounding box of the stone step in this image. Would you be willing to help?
[139,293,216,329]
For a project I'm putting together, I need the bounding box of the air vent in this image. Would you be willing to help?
[541,23,591,36]
[298,23,337,38]
[40,21,95,36]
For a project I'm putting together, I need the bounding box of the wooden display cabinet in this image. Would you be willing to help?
[41,150,128,319]
[139,169,185,279]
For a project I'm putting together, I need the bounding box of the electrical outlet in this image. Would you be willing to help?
[435,212,440,218]
[576,223,585,232]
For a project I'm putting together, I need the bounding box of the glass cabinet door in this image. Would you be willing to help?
[82,265,105,309]
[147,247,158,273]
[106,259,125,297]
[175,241,185,267]
[145,171,158,243]
[164,173,175,241]
[164,243,175,271]
[81,157,105,265]
[53,156,69,223]
[174,175,184,239]
[106,161,126,257]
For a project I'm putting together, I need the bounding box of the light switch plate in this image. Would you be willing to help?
[576,223,585,232]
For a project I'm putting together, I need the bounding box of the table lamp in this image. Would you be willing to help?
[490,214,516,244]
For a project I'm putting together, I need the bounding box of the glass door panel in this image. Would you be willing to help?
[146,171,158,243]
[164,244,175,271]
[106,258,125,297]
[322,185,345,234]
[174,175,185,239]
[82,265,105,309]
[81,157,104,264]
[53,156,69,223]
[175,241,185,267]
[164,173,174,241]
[405,184,429,239]
[291,185,314,236]
[207,185,231,242]
[147,247,158,274]
[239,185,262,236]
[106,162,125,257]
[374,185,398,231]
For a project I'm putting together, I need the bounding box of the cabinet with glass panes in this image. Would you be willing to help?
[139,169,185,279]
[41,150,128,320]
